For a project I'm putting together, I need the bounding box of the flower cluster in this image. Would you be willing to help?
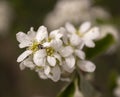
[44,0,110,30]
[16,21,100,82]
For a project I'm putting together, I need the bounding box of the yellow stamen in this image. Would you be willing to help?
[46,47,54,56]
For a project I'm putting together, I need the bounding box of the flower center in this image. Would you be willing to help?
[46,47,54,56]
[28,41,44,52]
[76,30,83,37]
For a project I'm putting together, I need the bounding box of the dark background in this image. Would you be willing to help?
[0,0,120,97]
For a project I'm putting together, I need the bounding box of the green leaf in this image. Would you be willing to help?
[57,81,75,97]
[108,71,118,91]
[79,73,100,97]
[85,34,115,59]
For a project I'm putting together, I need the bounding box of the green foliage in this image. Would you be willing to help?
[57,81,75,97]
[108,71,118,91]
[85,34,115,59]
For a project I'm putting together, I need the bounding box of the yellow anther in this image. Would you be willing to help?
[46,48,50,52]
[46,47,54,56]
[28,41,44,52]
[76,30,84,37]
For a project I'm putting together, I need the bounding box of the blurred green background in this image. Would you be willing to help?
[0,0,120,97]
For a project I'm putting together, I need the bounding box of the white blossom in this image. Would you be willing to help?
[59,46,75,73]
[16,26,64,81]
[65,21,100,49]
[60,26,96,73]
[16,26,63,62]
[44,0,91,30]
[17,22,98,82]
[44,0,110,30]
[35,63,61,82]
[19,56,35,70]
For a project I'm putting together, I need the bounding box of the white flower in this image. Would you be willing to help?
[19,56,35,70]
[17,23,98,82]
[33,27,63,81]
[59,27,86,73]
[44,0,110,30]
[65,21,100,49]
[48,65,61,82]
[33,48,61,67]
[35,63,61,82]
[33,43,75,81]
[17,26,63,62]
[44,0,91,30]
[16,26,47,62]
[16,26,63,82]
[33,28,63,67]
[59,46,76,73]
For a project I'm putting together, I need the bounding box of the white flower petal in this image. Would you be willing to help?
[19,62,25,70]
[59,46,73,57]
[65,55,75,68]
[42,42,50,47]
[34,58,46,67]
[27,27,36,40]
[62,61,75,73]
[70,34,82,46]
[84,27,100,40]
[49,65,61,82]
[75,50,85,60]
[50,29,63,39]
[16,32,30,43]
[17,50,32,62]
[44,65,51,75]
[23,57,35,70]
[59,27,69,45]
[65,22,76,34]
[16,32,32,48]
[36,26,48,42]
[77,60,96,72]
[47,56,56,66]
[77,41,85,50]
[79,21,91,33]
[19,42,32,48]
[37,70,48,79]
[33,50,46,66]
[34,49,46,58]
[50,39,63,50]
[84,40,95,48]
